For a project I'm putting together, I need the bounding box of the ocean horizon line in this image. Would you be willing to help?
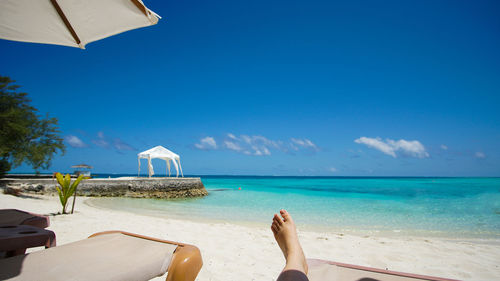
[5,172,500,179]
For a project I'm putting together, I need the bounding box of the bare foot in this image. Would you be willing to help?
[271,209,308,274]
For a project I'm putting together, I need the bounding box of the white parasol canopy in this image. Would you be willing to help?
[0,0,160,49]
[138,146,184,178]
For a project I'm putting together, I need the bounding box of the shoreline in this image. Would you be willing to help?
[1,193,499,280]
[86,199,500,241]
[84,195,500,241]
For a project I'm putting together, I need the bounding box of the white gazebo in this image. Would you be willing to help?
[137,146,184,178]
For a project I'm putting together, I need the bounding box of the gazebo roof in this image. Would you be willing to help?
[71,164,93,169]
[138,145,179,159]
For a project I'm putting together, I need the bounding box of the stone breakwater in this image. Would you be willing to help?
[0,177,208,199]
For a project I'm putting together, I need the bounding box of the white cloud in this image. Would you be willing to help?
[241,135,252,144]
[328,167,337,173]
[387,139,429,158]
[224,141,242,151]
[440,144,448,150]
[475,152,486,159]
[230,134,277,156]
[92,131,109,148]
[65,135,86,148]
[354,137,429,158]
[354,137,397,157]
[195,137,217,150]
[195,133,319,156]
[91,131,134,151]
[113,138,135,151]
[291,138,319,151]
[252,145,271,156]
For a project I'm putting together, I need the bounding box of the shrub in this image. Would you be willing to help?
[55,173,84,214]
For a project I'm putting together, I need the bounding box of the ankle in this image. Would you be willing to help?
[283,259,308,275]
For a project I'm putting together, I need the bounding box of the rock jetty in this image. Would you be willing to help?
[0,177,208,199]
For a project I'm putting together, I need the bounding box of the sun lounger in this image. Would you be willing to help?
[0,231,203,281]
[0,209,50,229]
[0,225,56,258]
[307,259,460,281]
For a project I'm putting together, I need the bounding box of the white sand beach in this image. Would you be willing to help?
[1,193,499,281]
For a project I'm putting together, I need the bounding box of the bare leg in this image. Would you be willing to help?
[271,209,308,277]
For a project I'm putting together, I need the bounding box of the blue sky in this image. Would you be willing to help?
[2,0,499,176]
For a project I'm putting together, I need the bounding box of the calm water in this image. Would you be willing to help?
[87,176,500,238]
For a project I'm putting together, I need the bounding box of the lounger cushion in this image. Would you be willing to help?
[0,209,49,228]
[307,259,452,281]
[0,232,178,281]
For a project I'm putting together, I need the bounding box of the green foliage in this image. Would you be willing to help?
[55,173,84,214]
[0,76,65,177]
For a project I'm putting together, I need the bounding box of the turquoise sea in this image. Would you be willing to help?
[87,176,500,239]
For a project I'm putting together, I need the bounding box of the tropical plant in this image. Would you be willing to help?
[55,173,84,214]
